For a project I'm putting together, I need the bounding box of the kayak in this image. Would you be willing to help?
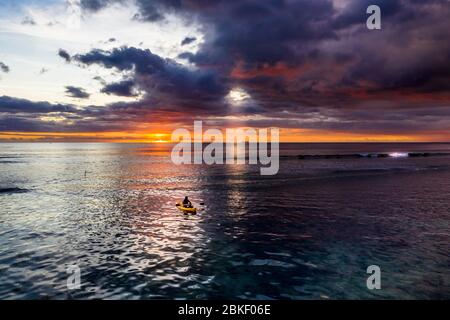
[176,203,197,214]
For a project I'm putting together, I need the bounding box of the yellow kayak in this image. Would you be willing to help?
[176,203,197,214]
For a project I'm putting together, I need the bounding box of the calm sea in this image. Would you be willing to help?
[0,143,449,299]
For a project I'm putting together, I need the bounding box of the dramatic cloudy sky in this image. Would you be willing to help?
[1,0,450,142]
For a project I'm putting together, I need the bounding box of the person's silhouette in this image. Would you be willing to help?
[182,196,193,208]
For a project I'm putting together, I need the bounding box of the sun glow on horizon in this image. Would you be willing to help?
[146,133,170,143]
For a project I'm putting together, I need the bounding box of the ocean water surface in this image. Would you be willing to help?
[0,142,449,299]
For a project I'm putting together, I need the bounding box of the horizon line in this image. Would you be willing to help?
[1,141,450,144]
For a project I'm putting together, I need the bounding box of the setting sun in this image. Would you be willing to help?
[146,133,170,143]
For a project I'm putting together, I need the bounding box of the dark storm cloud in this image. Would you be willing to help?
[132,5,164,22]
[58,49,71,62]
[80,0,122,12]
[76,0,450,89]
[0,116,62,132]
[101,79,137,97]
[0,113,130,133]
[181,37,196,46]
[74,47,228,102]
[0,96,134,133]
[328,0,450,94]
[0,62,10,73]
[65,86,90,99]
[74,47,165,73]
[0,96,77,114]
[177,52,195,61]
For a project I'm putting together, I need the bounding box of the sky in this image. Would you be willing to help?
[0,0,450,142]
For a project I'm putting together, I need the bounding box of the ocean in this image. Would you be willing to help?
[0,142,449,299]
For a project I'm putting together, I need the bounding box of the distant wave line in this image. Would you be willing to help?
[280,152,450,160]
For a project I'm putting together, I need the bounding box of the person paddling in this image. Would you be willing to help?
[182,196,193,208]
